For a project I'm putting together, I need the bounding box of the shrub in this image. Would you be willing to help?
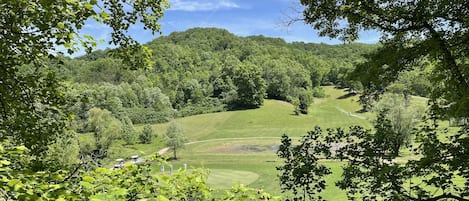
[139,125,153,144]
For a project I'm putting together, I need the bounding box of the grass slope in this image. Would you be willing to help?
[143,86,372,142]
[113,86,430,199]
[135,87,369,198]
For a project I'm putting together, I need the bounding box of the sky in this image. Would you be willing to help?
[77,0,381,55]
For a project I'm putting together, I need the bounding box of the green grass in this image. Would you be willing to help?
[104,86,440,199]
[207,169,260,189]
[137,86,373,142]
[136,87,370,197]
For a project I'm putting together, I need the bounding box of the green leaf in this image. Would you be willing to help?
[112,188,127,196]
[15,146,27,152]
[95,167,111,175]
[83,35,94,41]
[8,179,23,191]
[57,22,64,29]
[84,3,93,10]
[80,181,94,189]
[83,175,95,182]
[100,12,110,20]
[0,160,11,166]
[156,195,170,201]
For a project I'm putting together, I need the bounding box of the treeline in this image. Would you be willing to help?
[54,28,379,132]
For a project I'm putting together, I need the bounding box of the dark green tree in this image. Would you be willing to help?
[232,62,266,108]
[372,94,425,156]
[0,0,168,169]
[121,116,138,145]
[289,1,469,200]
[262,60,291,100]
[294,88,313,114]
[300,0,469,117]
[139,125,154,144]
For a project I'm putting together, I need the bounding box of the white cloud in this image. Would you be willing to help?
[169,0,240,11]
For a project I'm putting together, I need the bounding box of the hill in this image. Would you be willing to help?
[101,86,371,199]
[145,86,373,141]
[106,86,428,199]
[57,28,380,198]
[57,27,377,134]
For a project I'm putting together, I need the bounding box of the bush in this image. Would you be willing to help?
[122,123,138,145]
[298,89,313,114]
[139,125,153,144]
[176,98,227,117]
[125,108,174,124]
[312,87,326,98]
[287,96,301,115]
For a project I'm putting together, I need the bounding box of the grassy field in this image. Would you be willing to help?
[140,86,373,140]
[109,86,433,199]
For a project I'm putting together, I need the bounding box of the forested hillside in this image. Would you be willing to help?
[3,0,468,200]
[54,28,377,134]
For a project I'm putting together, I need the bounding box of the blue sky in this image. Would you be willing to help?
[77,0,380,55]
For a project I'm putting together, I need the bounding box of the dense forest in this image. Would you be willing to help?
[54,28,380,133]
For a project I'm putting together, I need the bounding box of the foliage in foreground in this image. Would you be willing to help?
[0,1,280,200]
[277,128,331,201]
[0,142,278,200]
[278,110,469,200]
[1,0,168,170]
[293,1,469,200]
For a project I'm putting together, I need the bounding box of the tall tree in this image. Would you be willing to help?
[121,116,138,145]
[372,93,425,156]
[296,88,313,114]
[140,124,154,144]
[232,62,266,108]
[0,0,168,168]
[86,107,122,159]
[299,0,469,117]
[293,1,469,200]
[165,121,186,160]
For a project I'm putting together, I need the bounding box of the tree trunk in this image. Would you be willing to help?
[173,145,177,160]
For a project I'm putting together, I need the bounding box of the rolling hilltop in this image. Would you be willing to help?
[58,27,377,132]
[60,28,383,199]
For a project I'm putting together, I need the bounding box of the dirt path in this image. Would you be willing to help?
[157,147,170,155]
[335,107,366,119]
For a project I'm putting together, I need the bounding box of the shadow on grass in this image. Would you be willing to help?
[355,108,368,113]
[227,104,261,111]
[336,92,357,99]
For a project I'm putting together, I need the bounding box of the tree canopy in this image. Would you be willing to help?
[300,0,469,118]
[0,0,168,165]
[283,1,469,200]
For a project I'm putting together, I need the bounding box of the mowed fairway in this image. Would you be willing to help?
[130,87,426,199]
[145,86,373,140]
[135,87,372,198]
